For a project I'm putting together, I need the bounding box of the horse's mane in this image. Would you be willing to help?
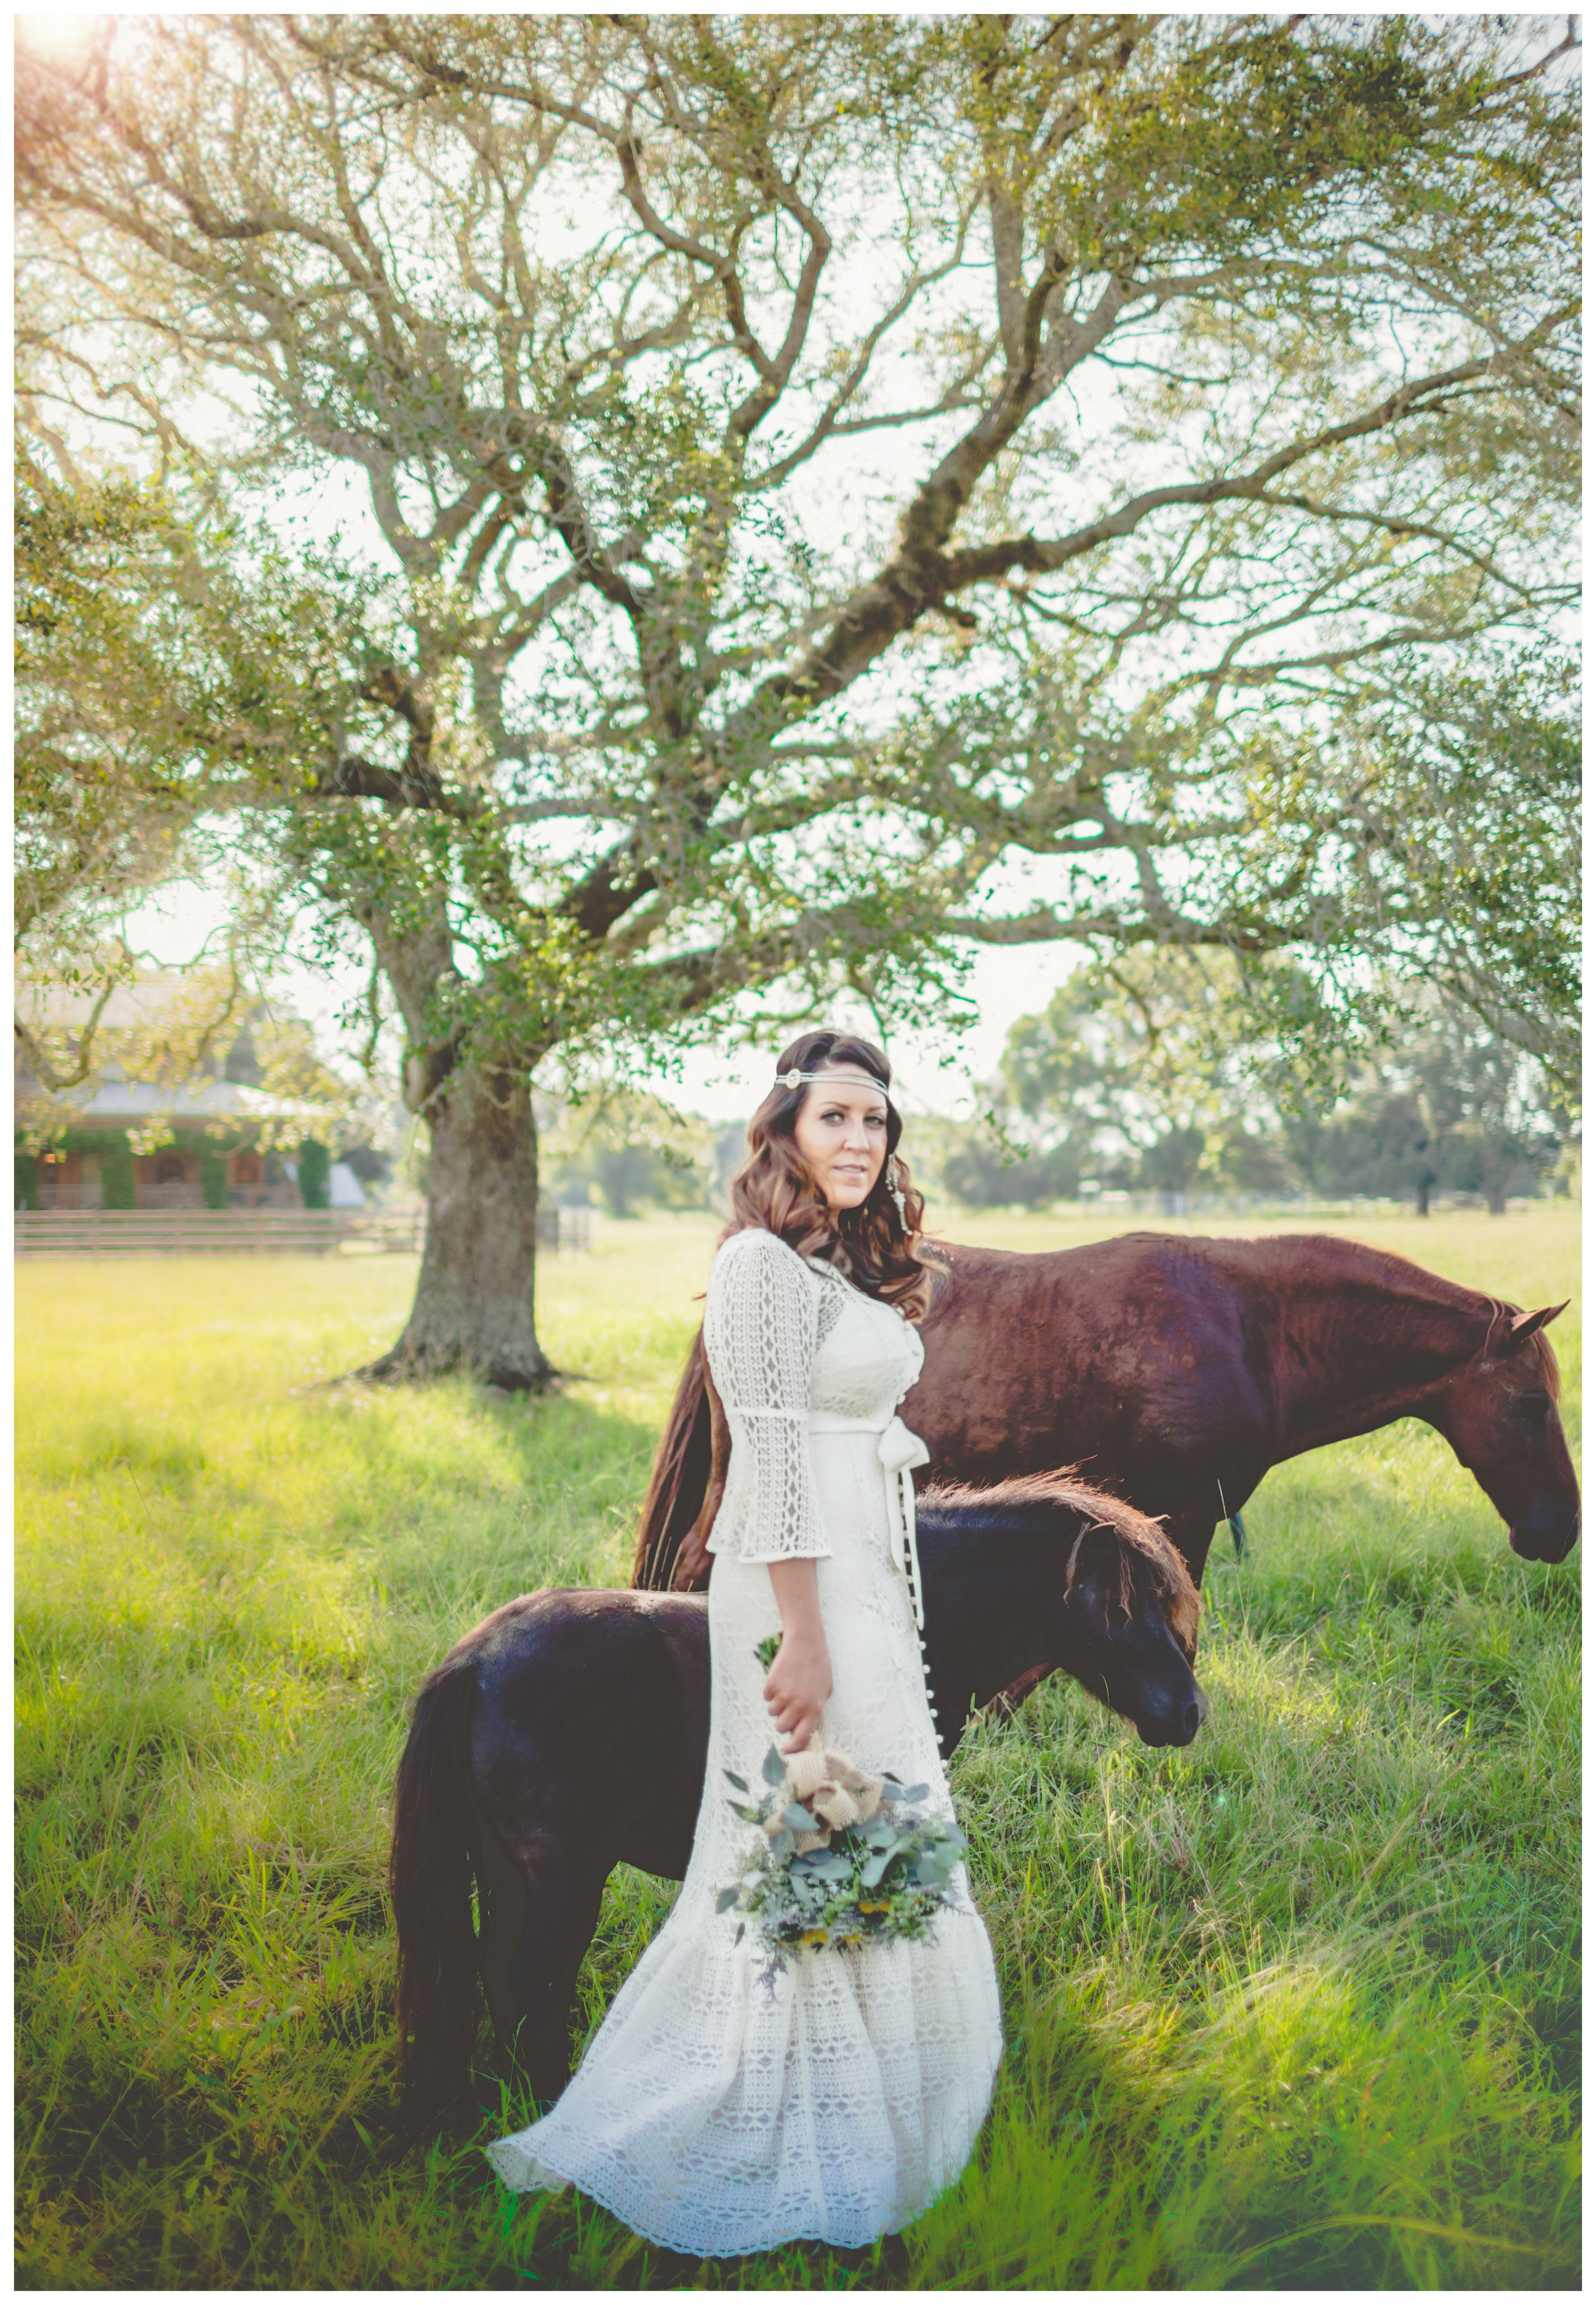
[921,1470,1200,1654]
[1534,1327,1564,1400]
[1180,1236,1564,1396]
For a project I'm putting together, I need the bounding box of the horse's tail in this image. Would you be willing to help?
[389,1655,481,2121]
[631,1324,713,1590]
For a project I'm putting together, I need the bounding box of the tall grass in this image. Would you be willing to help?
[15,1208,1579,2287]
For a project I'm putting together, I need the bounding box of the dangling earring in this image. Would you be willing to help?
[887,1153,908,1232]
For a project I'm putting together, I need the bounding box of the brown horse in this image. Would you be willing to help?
[634,1232,1577,1596]
[391,1473,1201,2117]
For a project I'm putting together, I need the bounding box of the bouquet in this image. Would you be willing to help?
[716,1642,968,1962]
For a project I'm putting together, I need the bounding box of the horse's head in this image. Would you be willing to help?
[1047,1487,1205,1746]
[917,1474,1207,1748]
[1431,1302,1580,1564]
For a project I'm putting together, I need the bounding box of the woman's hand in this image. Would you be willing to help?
[763,1558,833,1754]
[763,1627,833,1754]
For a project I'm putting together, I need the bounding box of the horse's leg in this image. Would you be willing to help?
[1164,1501,1224,1587]
[467,1795,528,2065]
[466,1772,614,2106]
[465,1595,698,2107]
[983,1660,1057,1728]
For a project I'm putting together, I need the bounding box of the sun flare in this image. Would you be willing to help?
[16,13,105,63]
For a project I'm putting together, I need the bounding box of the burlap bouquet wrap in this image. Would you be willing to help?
[768,1734,886,1853]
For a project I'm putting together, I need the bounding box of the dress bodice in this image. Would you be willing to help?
[806,1256,925,1422]
[701,1227,924,1564]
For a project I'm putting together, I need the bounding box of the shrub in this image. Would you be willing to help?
[199,1145,231,1210]
[297,1139,331,1209]
[99,1140,135,1210]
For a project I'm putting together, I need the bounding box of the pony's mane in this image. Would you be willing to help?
[921,1469,1200,1654]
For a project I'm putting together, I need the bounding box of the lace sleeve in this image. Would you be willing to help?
[701,1229,828,1565]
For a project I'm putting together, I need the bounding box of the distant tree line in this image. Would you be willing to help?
[501,955,1573,1224]
[536,1091,742,1221]
[927,955,1571,1217]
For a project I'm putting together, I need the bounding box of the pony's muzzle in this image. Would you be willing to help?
[1136,1685,1207,1748]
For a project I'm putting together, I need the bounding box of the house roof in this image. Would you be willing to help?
[16,974,332,1131]
[49,1078,326,1126]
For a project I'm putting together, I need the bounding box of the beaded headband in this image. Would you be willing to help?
[774,1067,894,1104]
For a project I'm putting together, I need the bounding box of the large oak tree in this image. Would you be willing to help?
[15,12,1578,1383]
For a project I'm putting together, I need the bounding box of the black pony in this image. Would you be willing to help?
[390,1473,1202,2120]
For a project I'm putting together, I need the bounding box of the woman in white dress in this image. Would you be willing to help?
[488,1029,1003,2254]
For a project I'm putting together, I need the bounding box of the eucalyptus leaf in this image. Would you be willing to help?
[762,1747,788,1787]
[782,1803,815,1833]
[715,1888,738,1913]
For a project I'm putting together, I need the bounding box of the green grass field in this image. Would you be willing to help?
[16,1206,1581,2288]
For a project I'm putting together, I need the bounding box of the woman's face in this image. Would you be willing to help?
[791,1067,891,1214]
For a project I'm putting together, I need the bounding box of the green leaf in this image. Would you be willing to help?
[715,1888,738,1913]
[783,1803,815,1833]
[762,1747,788,1787]
[723,1771,749,1792]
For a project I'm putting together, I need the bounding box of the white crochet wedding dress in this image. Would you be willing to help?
[487,1226,1003,2255]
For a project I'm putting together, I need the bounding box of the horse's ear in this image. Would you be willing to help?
[1065,1522,1130,1611]
[1504,1300,1568,1346]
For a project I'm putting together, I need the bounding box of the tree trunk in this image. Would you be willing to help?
[357,904,554,1391]
[1415,1176,1432,1216]
[362,1056,553,1389]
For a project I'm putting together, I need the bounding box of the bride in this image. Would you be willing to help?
[488,1029,1003,2254]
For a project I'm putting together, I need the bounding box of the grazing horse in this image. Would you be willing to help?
[391,1474,1200,2118]
[635,1233,1578,1598]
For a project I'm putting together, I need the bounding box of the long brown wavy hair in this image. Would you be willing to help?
[723,1028,937,1321]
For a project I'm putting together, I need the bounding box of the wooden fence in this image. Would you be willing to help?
[13,1204,592,1258]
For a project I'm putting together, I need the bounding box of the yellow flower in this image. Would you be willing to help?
[800,1928,829,1947]
[858,1900,891,1915]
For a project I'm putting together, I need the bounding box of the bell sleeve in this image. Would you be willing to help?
[701,1228,829,1565]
